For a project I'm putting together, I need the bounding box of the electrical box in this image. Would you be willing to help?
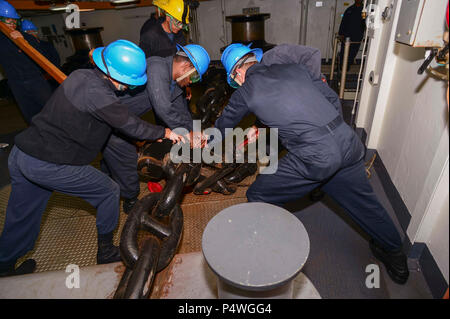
[395,0,447,47]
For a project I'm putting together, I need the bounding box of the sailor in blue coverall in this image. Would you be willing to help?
[102,1,194,213]
[101,44,209,213]
[0,40,186,276]
[0,3,55,124]
[101,54,194,210]
[214,43,409,285]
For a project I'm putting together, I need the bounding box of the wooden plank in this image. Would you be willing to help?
[0,22,67,84]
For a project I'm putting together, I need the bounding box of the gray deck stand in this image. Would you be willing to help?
[202,202,310,299]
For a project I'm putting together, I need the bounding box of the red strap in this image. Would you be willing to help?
[147,182,163,193]
[238,129,259,150]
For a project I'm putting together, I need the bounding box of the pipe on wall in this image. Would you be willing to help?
[189,5,200,44]
[299,0,309,45]
[220,0,228,45]
[326,0,338,62]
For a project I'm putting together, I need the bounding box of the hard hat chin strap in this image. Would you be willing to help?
[102,48,125,91]
[101,48,112,78]
[168,17,174,33]
[231,73,243,87]
[182,0,188,25]
[182,0,199,25]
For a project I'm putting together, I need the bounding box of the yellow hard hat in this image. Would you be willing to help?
[153,0,190,24]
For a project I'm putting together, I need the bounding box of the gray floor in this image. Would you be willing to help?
[285,178,432,299]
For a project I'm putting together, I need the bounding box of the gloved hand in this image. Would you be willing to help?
[188,131,209,149]
[246,125,259,144]
[164,128,185,144]
[10,31,23,40]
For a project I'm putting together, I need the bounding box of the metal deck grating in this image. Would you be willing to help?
[179,198,248,253]
[0,171,254,273]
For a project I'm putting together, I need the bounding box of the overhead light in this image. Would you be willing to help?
[111,0,139,10]
[114,5,138,9]
[49,5,69,11]
[49,4,95,12]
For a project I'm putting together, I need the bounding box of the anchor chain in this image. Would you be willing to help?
[118,128,260,298]
[114,156,200,299]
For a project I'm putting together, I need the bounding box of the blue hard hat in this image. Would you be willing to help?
[20,19,38,32]
[221,43,263,86]
[0,1,20,19]
[92,39,147,86]
[176,44,210,81]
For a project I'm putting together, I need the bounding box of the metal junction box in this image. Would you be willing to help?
[395,0,448,47]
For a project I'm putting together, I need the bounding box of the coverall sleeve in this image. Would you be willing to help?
[170,95,194,131]
[86,90,165,142]
[138,19,155,58]
[312,78,343,116]
[261,44,322,81]
[23,33,43,53]
[139,34,153,58]
[214,90,250,140]
[262,44,343,115]
[119,87,152,117]
[146,63,193,131]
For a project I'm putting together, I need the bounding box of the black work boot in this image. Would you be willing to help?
[369,239,409,285]
[122,197,138,215]
[223,163,257,184]
[0,259,36,277]
[97,232,121,265]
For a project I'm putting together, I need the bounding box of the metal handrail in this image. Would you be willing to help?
[330,33,361,81]
[329,34,362,100]
[339,37,351,99]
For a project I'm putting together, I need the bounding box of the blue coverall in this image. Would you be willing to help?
[36,37,61,90]
[0,32,56,123]
[215,45,403,251]
[101,55,193,199]
[0,69,165,268]
[100,15,188,200]
[100,87,153,200]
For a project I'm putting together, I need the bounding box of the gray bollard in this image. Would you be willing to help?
[202,202,310,299]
